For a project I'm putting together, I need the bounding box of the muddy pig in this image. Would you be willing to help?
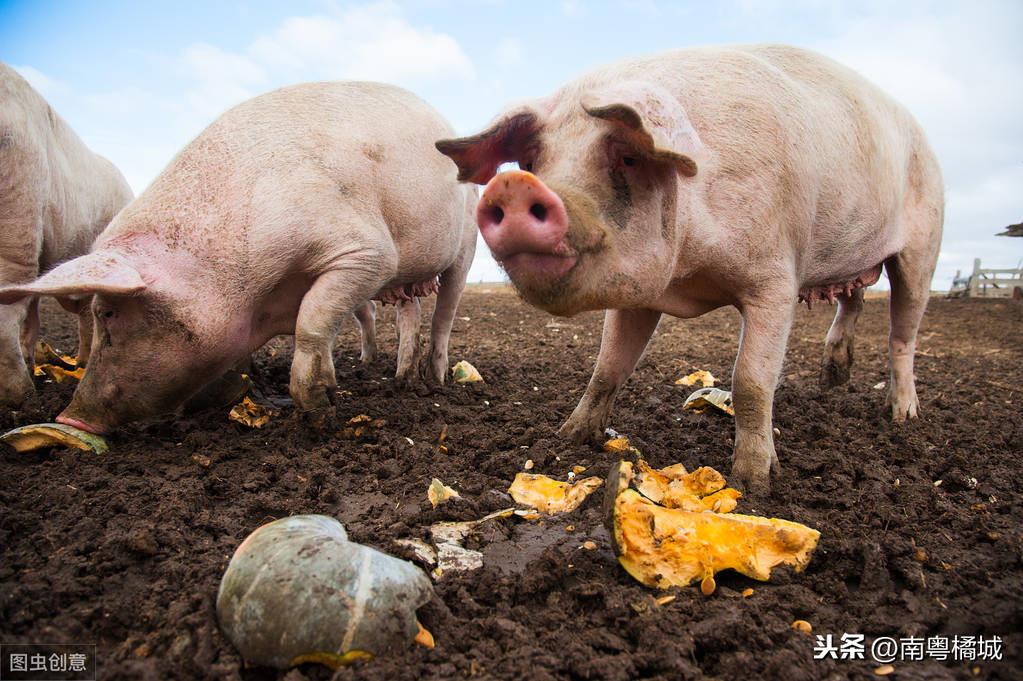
[0,82,477,432]
[0,63,133,408]
[436,45,943,491]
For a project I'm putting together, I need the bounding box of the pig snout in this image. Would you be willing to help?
[56,413,107,435]
[478,170,577,281]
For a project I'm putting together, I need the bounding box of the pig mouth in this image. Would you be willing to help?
[56,413,108,435]
[498,251,579,285]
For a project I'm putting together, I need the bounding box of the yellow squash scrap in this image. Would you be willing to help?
[604,460,820,592]
[437,424,448,454]
[33,341,82,382]
[228,397,274,428]
[603,436,632,454]
[632,460,735,511]
[35,340,78,367]
[682,387,735,416]
[288,650,373,670]
[611,488,819,589]
[1,423,108,455]
[414,621,435,649]
[427,478,460,508]
[508,473,603,514]
[700,488,742,514]
[35,364,85,383]
[675,370,716,387]
[451,360,484,384]
[340,414,386,439]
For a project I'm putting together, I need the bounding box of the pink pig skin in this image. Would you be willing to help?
[0,82,476,432]
[437,45,943,492]
[0,64,133,407]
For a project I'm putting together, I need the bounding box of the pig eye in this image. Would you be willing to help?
[100,310,116,320]
[622,156,637,167]
[524,161,534,172]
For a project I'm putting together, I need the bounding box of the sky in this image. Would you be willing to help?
[2,0,1020,288]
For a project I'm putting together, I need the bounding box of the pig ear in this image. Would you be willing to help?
[435,109,541,185]
[0,252,146,305]
[582,83,703,177]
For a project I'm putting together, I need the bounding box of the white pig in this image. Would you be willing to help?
[437,45,943,491]
[0,82,476,432]
[0,63,133,407]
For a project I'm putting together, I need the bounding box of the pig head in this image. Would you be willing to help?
[0,251,234,433]
[437,82,702,316]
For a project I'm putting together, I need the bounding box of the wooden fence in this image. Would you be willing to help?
[949,258,1023,298]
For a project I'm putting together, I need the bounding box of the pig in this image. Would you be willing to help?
[436,45,943,492]
[0,63,133,408]
[0,81,477,432]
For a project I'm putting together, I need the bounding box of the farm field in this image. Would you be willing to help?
[1,289,1021,680]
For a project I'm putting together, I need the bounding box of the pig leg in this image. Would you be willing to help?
[819,288,865,389]
[730,297,795,492]
[558,308,662,443]
[19,297,39,365]
[394,297,422,383]
[885,235,939,421]
[291,265,392,411]
[0,298,34,407]
[76,304,94,366]
[423,248,473,384]
[352,301,377,363]
[56,296,94,366]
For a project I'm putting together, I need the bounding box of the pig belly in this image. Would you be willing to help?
[798,263,882,308]
[373,277,440,306]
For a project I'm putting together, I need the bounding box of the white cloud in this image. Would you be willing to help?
[173,2,473,128]
[212,3,472,86]
[183,44,267,119]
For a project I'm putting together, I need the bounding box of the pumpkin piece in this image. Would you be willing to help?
[508,473,603,514]
[609,488,820,590]
[1,423,108,454]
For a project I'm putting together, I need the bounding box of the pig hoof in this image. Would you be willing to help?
[359,349,375,364]
[731,467,771,495]
[730,453,776,495]
[890,399,919,421]
[0,375,35,410]
[420,350,447,386]
[819,358,851,390]
[394,369,419,389]
[887,384,919,421]
[556,419,600,445]
[300,406,335,430]
[289,382,335,412]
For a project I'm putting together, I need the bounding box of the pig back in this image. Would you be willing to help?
[567,45,935,279]
[102,81,466,288]
[0,64,132,276]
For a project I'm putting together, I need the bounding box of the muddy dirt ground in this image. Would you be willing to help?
[1,290,1021,681]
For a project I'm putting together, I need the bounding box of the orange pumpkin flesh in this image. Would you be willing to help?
[605,460,820,591]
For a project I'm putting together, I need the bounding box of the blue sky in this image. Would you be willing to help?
[2,0,1021,287]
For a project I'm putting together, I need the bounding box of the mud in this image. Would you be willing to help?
[1,291,1021,680]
